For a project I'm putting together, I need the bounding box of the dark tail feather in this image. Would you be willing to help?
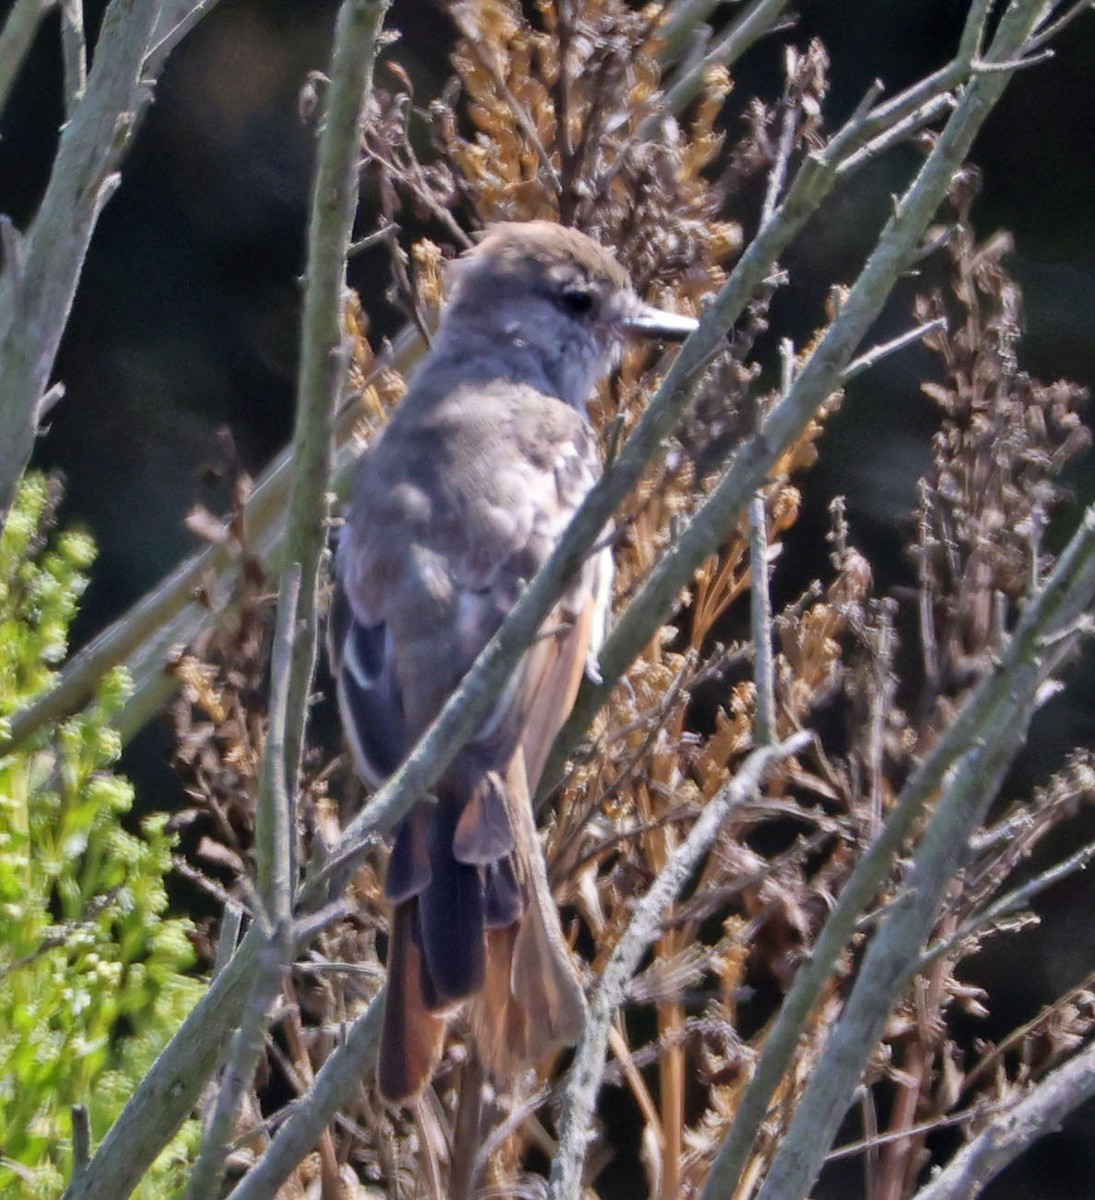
[418,793,486,1003]
[378,900,446,1104]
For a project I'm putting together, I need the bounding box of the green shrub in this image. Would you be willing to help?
[0,476,203,1198]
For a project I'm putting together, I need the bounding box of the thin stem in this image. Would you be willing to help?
[183,569,304,1194]
[704,496,1095,1200]
[547,733,811,1200]
[644,0,795,137]
[58,3,391,1196]
[749,492,776,745]
[281,0,391,796]
[255,564,301,928]
[212,900,245,979]
[754,698,1036,1200]
[144,0,224,75]
[1025,0,1095,52]
[760,69,800,228]
[916,832,1095,972]
[59,0,87,117]
[0,0,56,118]
[841,318,947,384]
[224,992,385,1200]
[71,1106,91,1179]
[182,928,290,1200]
[694,12,1080,1185]
[911,1040,1095,1200]
[657,0,724,66]
[0,0,165,528]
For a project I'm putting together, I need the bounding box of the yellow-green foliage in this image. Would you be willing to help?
[0,476,203,1199]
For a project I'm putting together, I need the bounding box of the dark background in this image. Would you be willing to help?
[2,2,1093,1196]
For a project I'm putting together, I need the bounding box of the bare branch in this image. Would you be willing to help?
[255,565,301,930]
[59,0,87,117]
[918,833,1095,971]
[57,2,391,1195]
[547,732,812,1200]
[182,568,304,1195]
[911,1040,1095,1200]
[0,0,56,118]
[281,0,391,792]
[71,1105,91,1180]
[841,317,947,385]
[224,993,385,1200]
[144,0,224,75]
[693,14,1089,1189]
[181,928,291,1200]
[706,494,1095,1200]
[750,492,776,745]
[657,0,726,67]
[649,0,797,135]
[0,0,163,528]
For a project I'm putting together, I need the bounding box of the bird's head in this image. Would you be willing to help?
[437,221,698,409]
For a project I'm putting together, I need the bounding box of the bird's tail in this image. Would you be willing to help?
[377,753,585,1103]
[467,752,587,1080]
[377,899,447,1104]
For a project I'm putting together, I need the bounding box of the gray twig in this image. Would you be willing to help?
[704,497,1095,1200]
[144,0,224,75]
[181,929,291,1200]
[697,5,1080,1194]
[256,564,301,929]
[752,685,1039,1200]
[917,833,1095,972]
[656,0,724,67]
[0,0,56,118]
[182,567,304,1195]
[59,0,87,117]
[646,0,796,137]
[1025,0,1095,52]
[213,900,245,979]
[281,0,390,795]
[749,492,776,746]
[57,3,391,1196]
[547,733,811,1200]
[911,1040,1095,1200]
[841,317,947,384]
[0,0,162,528]
[224,993,385,1200]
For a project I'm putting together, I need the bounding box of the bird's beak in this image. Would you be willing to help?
[618,300,699,342]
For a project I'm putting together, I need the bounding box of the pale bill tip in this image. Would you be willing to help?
[621,302,699,342]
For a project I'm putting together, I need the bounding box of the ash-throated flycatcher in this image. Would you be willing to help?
[329,221,697,1102]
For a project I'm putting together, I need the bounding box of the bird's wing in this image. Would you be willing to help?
[330,382,604,795]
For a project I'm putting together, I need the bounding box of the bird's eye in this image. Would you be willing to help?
[559,288,595,317]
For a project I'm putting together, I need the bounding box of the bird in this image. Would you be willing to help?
[328,220,698,1103]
